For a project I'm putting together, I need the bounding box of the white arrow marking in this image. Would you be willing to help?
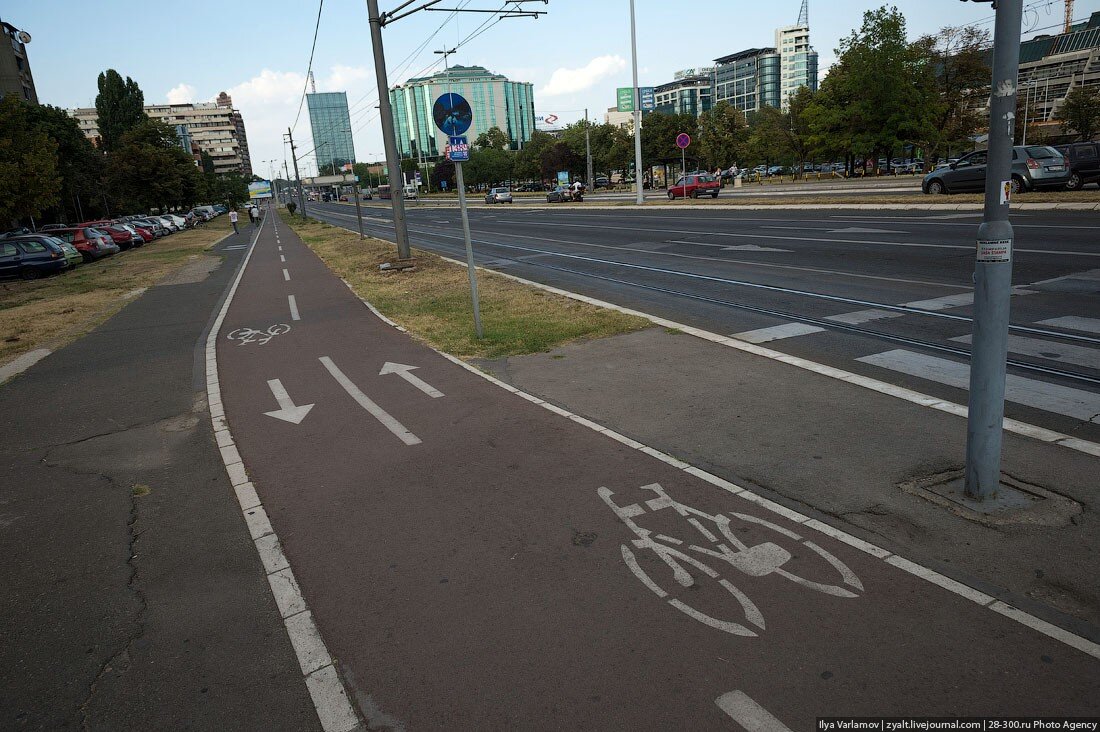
[378,362,444,398]
[263,379,314,424]
[320,357,421,445]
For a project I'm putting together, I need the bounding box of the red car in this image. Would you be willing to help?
[51,227,119,262]
[100,225,142,250]
[129,223,156,242]
[667,173,721,200]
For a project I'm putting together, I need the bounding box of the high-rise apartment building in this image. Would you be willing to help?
[306,91,355,174]
[217,91,252,177]
[0,17,37,104]
[775,22,818,110]
[389,65,534,158]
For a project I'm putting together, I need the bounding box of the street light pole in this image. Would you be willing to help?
[585,108,594,190]
[366,0,413,260]
[965,0,1023,500]
[629,0,644,205]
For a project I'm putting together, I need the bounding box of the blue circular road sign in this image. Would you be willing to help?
[433,93,473,137]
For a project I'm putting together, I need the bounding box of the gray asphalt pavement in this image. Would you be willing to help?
[307,202,1100,445]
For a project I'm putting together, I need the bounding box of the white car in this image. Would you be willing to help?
[484,187,513,204]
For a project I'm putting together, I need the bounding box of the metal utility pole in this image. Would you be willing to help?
[965,0,1023,500]
[629,0,644,204]
[585,108,594,190]
[367,0,412,260]
[283,160,292,205]
[353,182,365,239]
[454,161,483,339]
[287,128,306,218]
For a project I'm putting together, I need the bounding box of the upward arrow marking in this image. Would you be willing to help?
[378,362,444,398]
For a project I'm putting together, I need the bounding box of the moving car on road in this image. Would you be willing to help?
[667,173,720,200]
[546,185,579,203]
[484,187,513,204]
[921,145,1069,194]
[1054,141,1100,190]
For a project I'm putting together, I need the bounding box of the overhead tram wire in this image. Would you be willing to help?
[292,0,326,132]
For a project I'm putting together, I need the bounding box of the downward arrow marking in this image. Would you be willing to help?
[263,379,315,424]
[379,362,444,398]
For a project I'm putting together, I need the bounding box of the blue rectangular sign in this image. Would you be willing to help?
[449,136,470,162]
[639,87,656,111]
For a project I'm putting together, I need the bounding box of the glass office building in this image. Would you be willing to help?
[712,23,817,115]
[389,65,534,158]
[307,91,356,173]
[653,75,713,117]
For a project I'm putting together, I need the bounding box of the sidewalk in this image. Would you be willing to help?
[0,225,320,730]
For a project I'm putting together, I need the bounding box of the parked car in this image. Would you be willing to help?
[48,236,84,269]
[1053,141,1100,190]
[122,223,154,244]
[52,227,117,261]
[593,176,611,188]
[39,223,68,231]
[0,236,70,280]
[103,225,142,250]
[921,145,1069,194]
[164,214,188,230]
[667,173,721,200]
[193,205,217,219]
[130,219,165,238]
[484,187,513,204]
[546,185,578,203]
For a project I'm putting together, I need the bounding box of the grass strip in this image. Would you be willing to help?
[280,211,650,359]
[0,216,233,363]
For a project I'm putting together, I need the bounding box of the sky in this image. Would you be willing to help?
[8,0,1100,178]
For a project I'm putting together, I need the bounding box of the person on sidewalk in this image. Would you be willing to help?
[229,208,239,235]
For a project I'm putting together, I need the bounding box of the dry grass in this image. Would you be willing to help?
[0,216,233,363]
[281,211,649,359]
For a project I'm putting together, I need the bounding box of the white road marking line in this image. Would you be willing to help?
[319,356,422,445]
[280,254,286,263]
[204,218,358,731]
[857,349,1100,423]
[283,268,290,281]
[1038,316,1100,335]
[825,308,904,325]
[278,245,283,251]
[715,691,794,732]
[720,244,791,252]
[901,292,976,311]
[951,333,1100,370]
[378,362,444,398]
[732,323,825,344]
[828,226,907,234]
[223,244,248,250]
[0,348,51,385]
[288,295,301,321]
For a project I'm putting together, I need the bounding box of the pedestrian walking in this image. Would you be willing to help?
[248,206,257,227]
[229,208,239,235]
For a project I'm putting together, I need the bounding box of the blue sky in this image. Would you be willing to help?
[8,0,1098,177]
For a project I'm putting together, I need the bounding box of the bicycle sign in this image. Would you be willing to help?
[599,483,863,637]
[226,324,291,346]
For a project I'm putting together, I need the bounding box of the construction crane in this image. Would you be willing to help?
[1064,0,1074,33]
[308,70,316,94]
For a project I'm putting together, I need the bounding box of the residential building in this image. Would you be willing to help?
[653,74,712,118]
[0,16,37,104]
[217,91,253,177]
[389,65,534,158]
[712,48,780,114]
[306,91,355,174]
[775,22,818,110]
[68,102,248,174]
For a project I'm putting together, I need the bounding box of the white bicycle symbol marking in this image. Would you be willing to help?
[599,483,863,637]
[226,324,291,346]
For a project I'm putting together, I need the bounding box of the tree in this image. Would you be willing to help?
[641,112,697,184]
[95,69,147,151]
[783,86,817,176]
[0,95,62,226]
[514,131,555,180]
[463,147,513,186]
[747,105,789,169]
[473,126,510,150]
[25,103,104,222]
[430,158,455,191]
[1058,86,1100,141]
[696,102,748,171]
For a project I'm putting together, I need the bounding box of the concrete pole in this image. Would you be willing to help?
[454,162,483,339]
[629,0,644,204]
[287,128,306,219]
[353,183,365,239]
[367,0,412,260]
[585,108,594,190]
[965,0,1023,500]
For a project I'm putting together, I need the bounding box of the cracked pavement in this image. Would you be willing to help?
[0,238,319,730]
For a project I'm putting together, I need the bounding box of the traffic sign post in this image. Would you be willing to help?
[675,133,691,193]
[434,93,482,339]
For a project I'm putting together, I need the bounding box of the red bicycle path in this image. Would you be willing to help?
[215,212,1099,729]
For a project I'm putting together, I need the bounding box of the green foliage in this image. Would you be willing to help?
[1058,86,1100,141]
[696,102,748,170]
[473,126,510,150]
[747,105,789,166]
[462,147,514,186]
[430,158,455,191]
[95,69,147,152]
[642,112,697,164]
[0,96,62,226]
[24,103,103,222]
[105,119,205,212]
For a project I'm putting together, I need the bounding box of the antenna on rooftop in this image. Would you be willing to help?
[797,0,808,26]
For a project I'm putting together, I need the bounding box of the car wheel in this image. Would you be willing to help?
[1010,175,1024,195]
[1065,172,1082,190]
[547,196,552,203]
[691,190,699,199]
[20,268,41,281]
[667,191,675,200]
[927,179,945,195]
[712,192,719,199]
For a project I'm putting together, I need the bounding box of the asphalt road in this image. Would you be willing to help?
[306,201,1100,445]
[215,211,1099,728]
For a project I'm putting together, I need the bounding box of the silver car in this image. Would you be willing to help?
[485,187,513,204]
[922,145,1069,194]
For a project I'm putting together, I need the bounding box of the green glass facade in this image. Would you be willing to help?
[307,92,355,173]
[389,66,534,158]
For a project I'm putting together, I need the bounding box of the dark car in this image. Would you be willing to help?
[52,227,118,261]
[922,145,1069,195]
[1054,141,1100,190]
[0,236,70,280]
[546,185,578,203]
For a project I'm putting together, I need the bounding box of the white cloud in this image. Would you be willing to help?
[537,55,627,97]
[166,83,196,104]
[321,64,372,92]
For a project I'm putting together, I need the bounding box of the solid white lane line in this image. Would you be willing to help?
[283,268,290,281]
[0,348,51,385]
[715,691,793,732]
[319,356,421,446]
[951,333,1100,370]
[732,323,825,344]
[857,349,1100,423]
[280,254,286,263]
[1038,316,1100,335]
[288,295,301,321]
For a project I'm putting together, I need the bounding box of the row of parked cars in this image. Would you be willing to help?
[921,143,1100,195]
[0,205,228,281]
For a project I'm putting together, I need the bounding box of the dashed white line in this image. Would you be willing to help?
[280,254,287,263]
[283,268,291,281]
[288,295,301,321]
[732,323,825,344]
[715,691,794,732]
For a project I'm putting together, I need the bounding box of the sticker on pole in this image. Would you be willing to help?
[448,136,469,162]
[976,239,1012,263]
[433,93,472,136]
[675,133,691,149]
[999,180,1011,205]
